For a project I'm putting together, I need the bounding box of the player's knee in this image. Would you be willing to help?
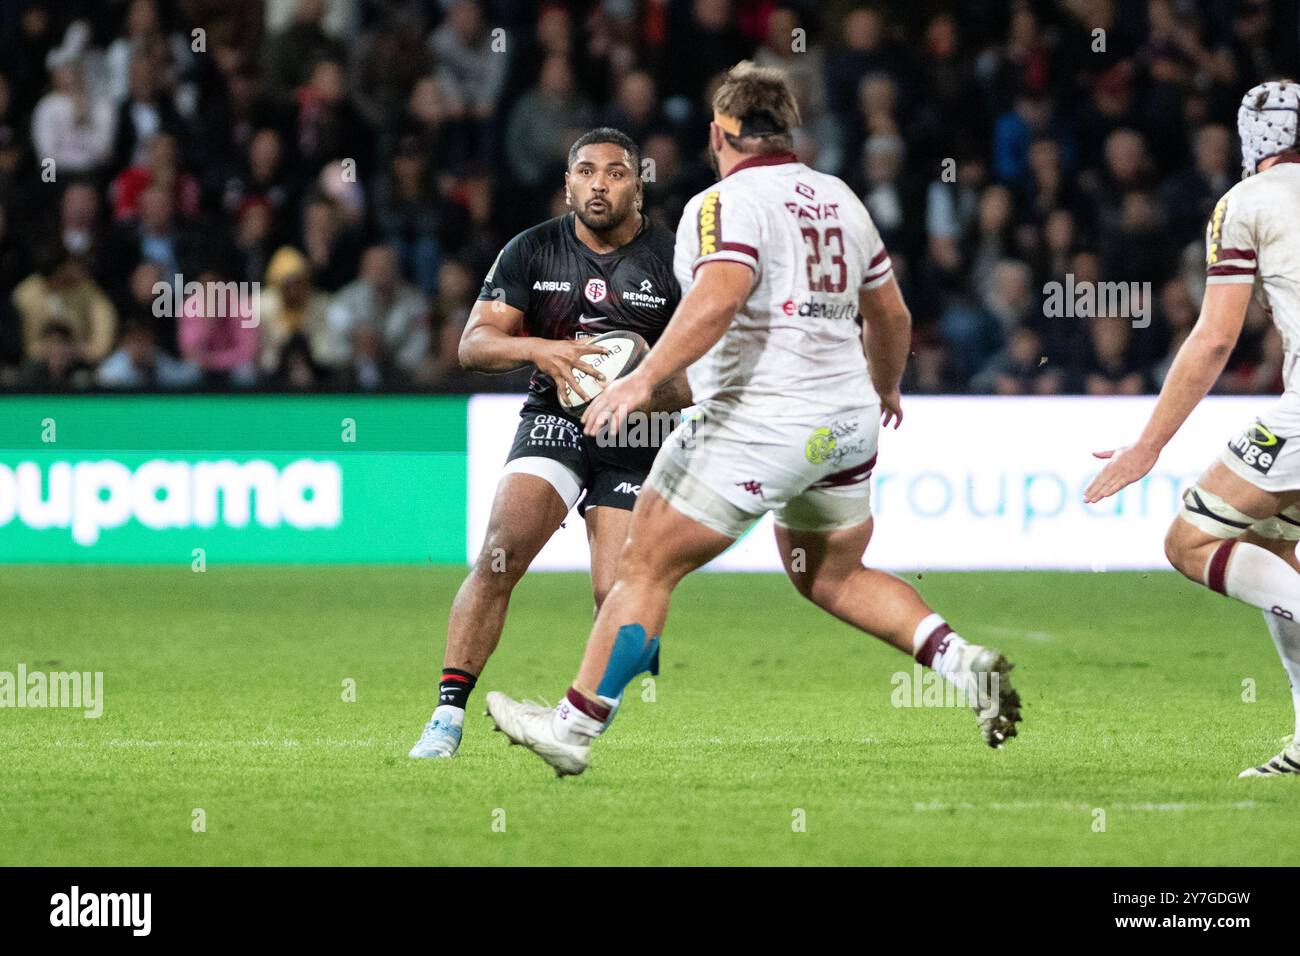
[1164,517,1222,582]
[471,534,532,589]
[797,568,849,610]
[1163,520,1195,577]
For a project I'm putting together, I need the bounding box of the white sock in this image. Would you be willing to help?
[433,703,464,729]
[1216,541,1300,618]
[551,694,603,746]
[1262,612,1300,741]
[1215,542,1300,741]
[911,612,971,684]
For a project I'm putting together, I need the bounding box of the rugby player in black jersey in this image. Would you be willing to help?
[410,128,689,758]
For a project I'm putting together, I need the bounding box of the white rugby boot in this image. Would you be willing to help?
[948,644,1023,748]
[485,691,599,777]
[1238,739,1300,778]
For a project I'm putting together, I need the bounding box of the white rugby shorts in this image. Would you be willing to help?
[1219,391,1300,493]
[646,402,879,538]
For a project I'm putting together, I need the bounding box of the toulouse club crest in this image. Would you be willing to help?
[584,278,607,303]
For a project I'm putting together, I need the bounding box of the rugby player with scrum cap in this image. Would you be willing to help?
[485,63,1023,776]
[409,128,689,759]
[1087,80,1300,779]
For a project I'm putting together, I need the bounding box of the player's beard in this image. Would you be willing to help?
[708,142,720,178]
[574,197,631,234]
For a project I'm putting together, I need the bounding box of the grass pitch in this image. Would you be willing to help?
[3,566,1298,866]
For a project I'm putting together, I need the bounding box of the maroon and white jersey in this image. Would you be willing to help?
[1206,158,1300,389]
[674,152,893,417]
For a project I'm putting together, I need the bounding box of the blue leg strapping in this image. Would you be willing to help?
[596,624,661,700]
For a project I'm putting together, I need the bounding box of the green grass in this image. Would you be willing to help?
[2,566,1298,866]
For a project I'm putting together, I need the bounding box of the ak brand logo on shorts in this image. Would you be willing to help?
[1229,421,1285,474]
[698,191,720,256]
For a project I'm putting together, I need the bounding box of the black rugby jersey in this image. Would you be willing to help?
[477,213,680,411]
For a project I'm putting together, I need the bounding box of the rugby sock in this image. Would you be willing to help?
[1209,541,1300,738]
[1209,540,1300,619]
[912,613,971,685]
[552,687,609,745]
[438,668,477,711]
[1261,613,1300,740]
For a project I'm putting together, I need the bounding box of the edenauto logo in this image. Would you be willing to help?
[0,459,341,544]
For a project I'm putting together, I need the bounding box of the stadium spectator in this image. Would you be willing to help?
[430,0,509,167]
[601,70,661,147]
[972,325,1064,395]
[373,135,456,294]
[115,183,197,282]
[257,244,340,374]
[15,321,93,390]
[299,194,362,293]
[41,182,113,284]
[110,132,201,223]
[31,24,116,177]
[222,128,296,229]
[1082,316,1147,396]
[261,0,346,99]
[104,0,192,106]
[96,317,201,390]
[326,244,430,374]
[1161,122,1233,245]
[505,55,594,193]
[119,259,172,352]
[826,8,892,119]
[178,266,259,388]
[13,251,117,366]
[109,53,188,174]
[415,258,479,390]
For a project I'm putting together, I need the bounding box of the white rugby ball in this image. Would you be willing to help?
[558,330,649,414]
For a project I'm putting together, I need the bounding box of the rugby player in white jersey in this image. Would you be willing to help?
[1086,80,1300,778]
[484,62,1022,776]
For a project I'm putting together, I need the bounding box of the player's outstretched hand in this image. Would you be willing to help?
[582,370,651,437]
[1084,443,1159,503]
[880,390,903,429]
[531,339,609,403]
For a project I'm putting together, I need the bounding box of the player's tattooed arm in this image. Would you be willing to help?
[646,371,693,412]
[859,276,912,428]
[1084,282,1254,503]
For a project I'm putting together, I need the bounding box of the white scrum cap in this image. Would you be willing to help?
[1238,79,1300,177]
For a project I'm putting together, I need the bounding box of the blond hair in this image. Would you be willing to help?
[712,61,801,153]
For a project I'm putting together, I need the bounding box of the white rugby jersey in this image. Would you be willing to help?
[674,152,893,417]
[1206,158,1300,389]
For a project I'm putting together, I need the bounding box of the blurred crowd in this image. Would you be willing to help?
[0,0,1294,394]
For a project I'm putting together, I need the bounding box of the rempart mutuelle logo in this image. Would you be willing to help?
[0,459,341,545]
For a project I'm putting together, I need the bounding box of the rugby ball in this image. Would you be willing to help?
[558,330,649,414]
